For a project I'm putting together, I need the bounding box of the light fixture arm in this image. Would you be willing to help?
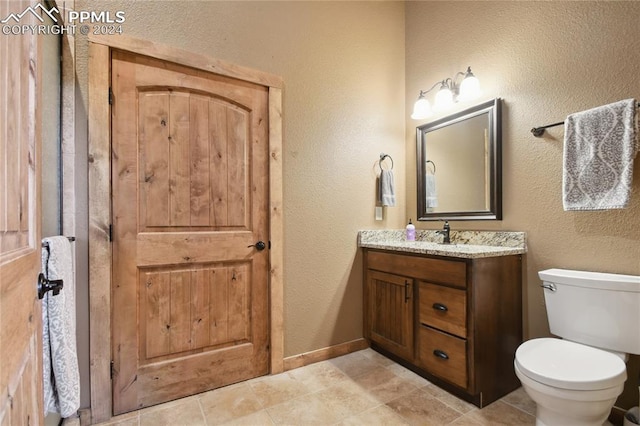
[447,70,471,94]
[418,80,445,98]
[411,66,481,120]
[418,70,467,97]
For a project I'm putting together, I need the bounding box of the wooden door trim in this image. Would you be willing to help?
[88,34,283,89]
[87,41,112,424]
[88,37,284,424]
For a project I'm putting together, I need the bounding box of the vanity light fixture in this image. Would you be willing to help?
[410,66,481,120]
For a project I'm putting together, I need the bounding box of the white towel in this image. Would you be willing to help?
[379,169,395,206]
[42,236,80,418]
[425,174,438,208]
[563,99,639,210]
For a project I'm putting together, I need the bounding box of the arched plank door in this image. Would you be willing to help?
[111,50,270,414]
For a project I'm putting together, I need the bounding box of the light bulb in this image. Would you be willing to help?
[458,68,480,102]
[434,86,454,111]
[411,96,432,120]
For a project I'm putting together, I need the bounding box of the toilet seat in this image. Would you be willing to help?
[515,338,627,391]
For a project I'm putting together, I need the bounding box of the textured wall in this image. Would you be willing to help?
[406,0,640,408]
[72,1,406,400]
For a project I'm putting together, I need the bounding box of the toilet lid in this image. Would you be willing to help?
[515,338,627,390]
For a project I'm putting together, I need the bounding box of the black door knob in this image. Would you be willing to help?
[248,241,266,251]
[37,273,64,300]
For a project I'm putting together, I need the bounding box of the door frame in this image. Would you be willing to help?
[87,34,284,424]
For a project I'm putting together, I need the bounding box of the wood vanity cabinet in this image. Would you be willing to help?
[363,248,523,408]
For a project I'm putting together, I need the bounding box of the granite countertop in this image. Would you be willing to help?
[358,229,527,259]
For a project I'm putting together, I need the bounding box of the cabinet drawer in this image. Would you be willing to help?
[418,326,467,389]
[367,251,466,288]
[419,282,466,338]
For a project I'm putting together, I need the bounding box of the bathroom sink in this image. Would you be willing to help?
[357,229,528,259]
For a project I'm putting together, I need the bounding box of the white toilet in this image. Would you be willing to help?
[514,268,640,426]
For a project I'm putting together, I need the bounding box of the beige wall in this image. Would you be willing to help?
[72,0,406,406]
[406,0,640,408]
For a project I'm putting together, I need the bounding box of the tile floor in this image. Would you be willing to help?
[95,349,536,426]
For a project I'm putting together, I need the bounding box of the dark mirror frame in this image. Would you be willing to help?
[416,98,502,221]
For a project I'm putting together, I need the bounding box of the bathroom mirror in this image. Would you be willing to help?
[416,98,502,221]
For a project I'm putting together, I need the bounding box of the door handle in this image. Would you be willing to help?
[248,241,266,251]
[404,280,411,303]
[37,273,64,300]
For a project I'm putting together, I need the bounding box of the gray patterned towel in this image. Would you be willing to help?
[42,236,80,418]
[563,99,639,210]
[379,169,396,206]
[425,174,438,208]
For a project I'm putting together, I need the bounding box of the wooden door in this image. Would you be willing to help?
[111,50,270,414]
[367,271,414,360]
[0,1,44,423]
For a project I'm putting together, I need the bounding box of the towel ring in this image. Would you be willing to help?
[426,160,436,174]
[379,153,394,171]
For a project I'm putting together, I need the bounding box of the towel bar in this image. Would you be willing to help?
[531,102,640,137]
[426,160,436,174]
[379,153,393,171]
[41,236,75,248]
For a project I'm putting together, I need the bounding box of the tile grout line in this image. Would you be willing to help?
[499,398,537,417]
[196,396,208,426]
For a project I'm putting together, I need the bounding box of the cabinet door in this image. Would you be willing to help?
[367,270,414,360]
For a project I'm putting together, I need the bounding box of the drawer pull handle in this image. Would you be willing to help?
[404,280,411,303]
[432,303,448,312]
[433,349,449,360]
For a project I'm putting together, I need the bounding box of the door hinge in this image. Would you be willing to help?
[108,224,113,242]
[108,87,114,105]
[110,360,114,379]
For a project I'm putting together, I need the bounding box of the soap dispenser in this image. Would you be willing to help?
[406,219,416,241]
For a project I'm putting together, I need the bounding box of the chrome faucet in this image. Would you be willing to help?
[436,220,451,244]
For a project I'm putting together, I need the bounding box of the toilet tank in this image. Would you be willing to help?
[539,268,640,355]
